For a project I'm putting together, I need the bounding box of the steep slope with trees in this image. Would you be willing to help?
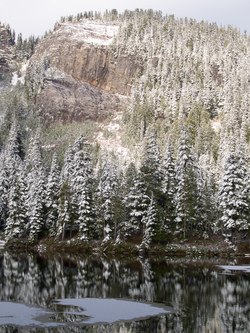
[0,10,249,250]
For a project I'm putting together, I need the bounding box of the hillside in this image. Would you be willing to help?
[25,12,250,157]
[0,10,249,248]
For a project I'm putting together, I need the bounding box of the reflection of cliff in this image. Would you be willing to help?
[27,21,144,126]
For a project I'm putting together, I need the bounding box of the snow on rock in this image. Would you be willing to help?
[11,62,28,86]
[211,118,221,133]
[45,67,67,80]
[54,20,119,46]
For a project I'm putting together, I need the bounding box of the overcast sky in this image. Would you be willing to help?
[1,0,249,39]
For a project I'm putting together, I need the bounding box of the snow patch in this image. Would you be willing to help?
[11,62,28,86]
[54,21,119,46]
[54,298,171,324]
[211,118,221,132]
[45,67,67,80]
[217,265,250,273]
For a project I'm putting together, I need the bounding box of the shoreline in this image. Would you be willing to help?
[2,235,250,258]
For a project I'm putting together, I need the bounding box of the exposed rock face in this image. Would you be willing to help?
[0,25,13,77]
[35,75,123,127]
[29,21,144,126]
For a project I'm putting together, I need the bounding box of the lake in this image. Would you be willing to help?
[0,250,249,332]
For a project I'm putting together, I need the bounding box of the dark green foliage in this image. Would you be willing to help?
[15,33,40,60]
[45,153,60,235]
[122,171,150,238]
[40,121,99,167]
[175,129,201,239]
[57,179,78,240]
[161,140,177,236]
[123,102,155,147]
[139,129,162,196]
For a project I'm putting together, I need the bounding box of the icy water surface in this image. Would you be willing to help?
[0,251,249,332]
[0,298,170,327]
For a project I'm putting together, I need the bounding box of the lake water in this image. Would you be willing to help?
[0,251,249,332]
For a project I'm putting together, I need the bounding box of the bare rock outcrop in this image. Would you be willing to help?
[35,74,123,127]
[28,20,144,126]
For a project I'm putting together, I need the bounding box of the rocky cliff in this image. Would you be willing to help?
[28,20,144,126]
[35,74,122,127]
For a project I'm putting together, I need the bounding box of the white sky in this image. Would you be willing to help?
[1,0,249,39]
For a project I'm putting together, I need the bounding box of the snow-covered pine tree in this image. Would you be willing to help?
[5,164,27,241]
[26,131,47,242]
[218,150,249,238]
[57,143,79,240]
[95,151,120,243]
[0,153,9,229]
[241,167,250,229]
[27,180,45,243]
[139,128,165,240]
[45,152,60,236]
[123,170,150,239]
[121,162,137,225]
[57,179,77,240]
[141,193,158,249]
[7,117,25,160]
[6,117,25,160]
[60,144,74,184]
[175,128,200,239]
[111,164,124,242]
[71,135,94,240]
[162,139,176,235]
[77,186,94,241]
[1,119,26,237]
[198,153,219,236]
[140,128,163,197]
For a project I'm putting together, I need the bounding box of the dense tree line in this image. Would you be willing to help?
[0,22,40,62]
[0,120,249,245]
[14,33,40,60]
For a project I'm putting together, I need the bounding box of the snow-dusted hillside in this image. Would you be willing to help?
[0,10,249,246]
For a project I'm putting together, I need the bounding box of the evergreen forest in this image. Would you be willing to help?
[0,9,249,250]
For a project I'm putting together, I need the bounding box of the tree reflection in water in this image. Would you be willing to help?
[0,252,249,332]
